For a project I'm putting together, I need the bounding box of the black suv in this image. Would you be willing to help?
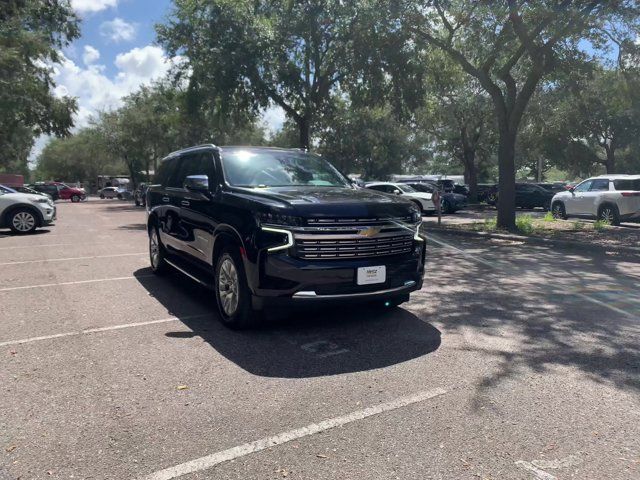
[147,145,426,328]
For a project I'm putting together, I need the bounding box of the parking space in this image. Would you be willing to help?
[1,201,639,479]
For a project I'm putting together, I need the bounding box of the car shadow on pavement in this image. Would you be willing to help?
[0,228,52,237]
[133,268,441,378]
[118,223,147,231]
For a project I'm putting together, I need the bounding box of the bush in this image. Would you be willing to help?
[515,215,535,235]
[593,219,609,232]
[543,211,556,222]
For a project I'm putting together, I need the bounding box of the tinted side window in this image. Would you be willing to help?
[368,185,386,192]
[590,179,609,191]
[170,152,216,189]
[155,157,177,187]
[574,180,593,193]
[613,179,640,190]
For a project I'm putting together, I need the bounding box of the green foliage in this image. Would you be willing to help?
[483,218,497,231]
[573,221,585,231]
[317,104,414,180]
[543,211,556,222]
[593,219,610,231]
[0,0,80,172]
[516,215,535,235]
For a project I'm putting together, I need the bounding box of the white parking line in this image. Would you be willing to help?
[0,314,210,347]
[0,241,138,250]
[0,252,146,266]
[0,275,154,292]
[138,387,447,480]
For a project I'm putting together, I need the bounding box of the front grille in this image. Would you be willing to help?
[296,234,414,259]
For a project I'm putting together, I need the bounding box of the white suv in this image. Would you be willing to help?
[366,182,436,213]
[551,175,640,225]
[0,185,57,234]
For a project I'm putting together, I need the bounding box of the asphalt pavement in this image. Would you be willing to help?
[1,200,639,480]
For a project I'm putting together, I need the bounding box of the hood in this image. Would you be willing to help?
[3,193,48,203]
[403,192,433,200]
[228,186,417,218]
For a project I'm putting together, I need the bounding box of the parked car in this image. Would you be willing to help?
[99,186,130,199]
[134,183,148,207]
[30,182,86,202]
[551,175,640,225]
[537,182,568,194]
[14,185,53,200]
[147,145,426,328]
[28,183,60,201]
[490,183,555,210]
[0,184,56,234]
[405,182,467,214]
[477,183,498,204]
[365,182,436,214]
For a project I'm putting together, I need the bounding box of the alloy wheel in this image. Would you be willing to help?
[218,258,239,316]
[12,212,36,232]
[600,207,614,223]
[150,229,160,269]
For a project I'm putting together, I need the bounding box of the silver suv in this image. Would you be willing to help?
[0,184,56,234]
[551,175,640,225]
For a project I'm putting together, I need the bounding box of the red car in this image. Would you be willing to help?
[31,182,86,202]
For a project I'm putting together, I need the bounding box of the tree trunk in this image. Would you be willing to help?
[604,146,616,174]
[496,129,517,230]
[297,116,311,150]
[462,148,478,203]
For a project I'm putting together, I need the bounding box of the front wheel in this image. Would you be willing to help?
[71,194,80,203]
[215,246,256,329]
[100,194,105,199]
[9,209,38,234]
[552,202,567,220]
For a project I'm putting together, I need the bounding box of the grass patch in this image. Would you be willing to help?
[516,215,535,235]
[573,221,584,231]
[593,219,610,232]
[483,217,497,231]
[543,211,556,222]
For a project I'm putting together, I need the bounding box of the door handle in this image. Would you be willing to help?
[181,200,190,207]
[162,196,170,203]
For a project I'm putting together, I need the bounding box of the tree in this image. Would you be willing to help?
[0,0,80,172]
[395,0,640,229]
[36,128,123,182]
[157,0,372,149]
[415,53,495,201]
[317,103,413,180]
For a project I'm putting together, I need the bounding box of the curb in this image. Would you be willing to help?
[423,225,640,257]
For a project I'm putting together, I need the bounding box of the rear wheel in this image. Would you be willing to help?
[215,246,256,329]
[598,204,620,226]
[411,200,423,214]
[117,194,123,200]
[100,194,105,199]
[149,226,168,274]
[9,209,38,234]
[441,198,453,214]
[135,198,140,206]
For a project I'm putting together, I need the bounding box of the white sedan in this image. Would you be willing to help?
[365,182,436,213]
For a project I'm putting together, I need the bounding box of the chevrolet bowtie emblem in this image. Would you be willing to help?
[358,227,381,237]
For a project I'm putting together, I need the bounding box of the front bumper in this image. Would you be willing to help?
[39,205,56,224]
[249,246,426,309]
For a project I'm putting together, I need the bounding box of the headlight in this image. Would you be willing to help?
[34,198,49,204]
[411,210,421,223]
[414,222,424,242]
[256,212,303,227]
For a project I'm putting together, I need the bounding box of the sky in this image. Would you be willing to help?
[32,0,285,162]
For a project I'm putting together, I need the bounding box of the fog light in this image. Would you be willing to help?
[384,301,391,307]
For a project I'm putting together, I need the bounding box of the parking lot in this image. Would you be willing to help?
[2,200,639,480]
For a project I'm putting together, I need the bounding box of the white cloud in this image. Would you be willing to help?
[71,0,118,15]
[261,106,286,138]
[100,18,137,43]
[52,45,177,129]
[82,45,100,65]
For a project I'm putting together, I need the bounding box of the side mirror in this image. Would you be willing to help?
[568,187,575,194]
[184,175,210,193]
[393,189,401,195]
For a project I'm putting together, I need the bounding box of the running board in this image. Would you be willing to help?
[165,258,214,290]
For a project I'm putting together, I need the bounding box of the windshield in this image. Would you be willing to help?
[398,184,417,193]
[222,149,349,188]
[0,184,17,194]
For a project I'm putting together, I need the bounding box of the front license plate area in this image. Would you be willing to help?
[357,265,386,285]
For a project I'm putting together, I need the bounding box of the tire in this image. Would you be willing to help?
[8,208,38,234]
[117,194,123,200]
[135,199,140,206]
[441,199,453,214]
[100,194,105,199]
[149,225,168,275]
[551,202,567,220]
[598,204,620,226]
[411,200,423,214]
[71,194,80,203]
[214,246,256,329]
